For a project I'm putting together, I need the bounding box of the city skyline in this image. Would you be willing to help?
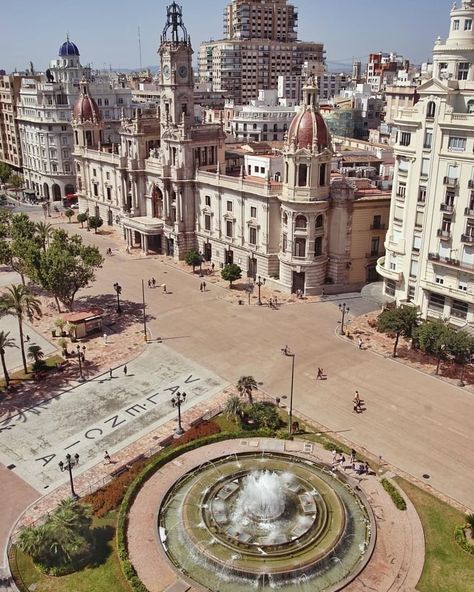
[1,0,451,74]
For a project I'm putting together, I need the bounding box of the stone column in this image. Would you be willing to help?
[143,235,149,255]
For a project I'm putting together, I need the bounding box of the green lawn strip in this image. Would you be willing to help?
[1,354,63,388]
[396,478,474,592]
[13,513,131,592]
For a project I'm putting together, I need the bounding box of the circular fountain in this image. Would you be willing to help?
[158,452,375,591]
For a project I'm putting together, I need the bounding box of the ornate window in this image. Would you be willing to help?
[295,215,307,229]
[315,215,324,229]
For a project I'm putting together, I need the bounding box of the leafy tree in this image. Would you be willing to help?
[467,513,474,537]
[0,162,11,183]
[17,526,47,560]
[221,263,242,287]
[446,329,474,384]
[35,221,53,252]
[185,248,202,271]
[377,305,419,357]
[32,229,103,311]
[88,216,103,233]
[77,212,88,228]
[0,284,42,374]
[0,330,17,389]
[9,174,22,189]
[237,375,258,404]
[414,320,451,374]
[224,395,244,424]
[65,208,74,223]
[245,402,281,431]
[0,213,40,285]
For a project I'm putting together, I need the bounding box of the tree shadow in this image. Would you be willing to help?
[75,294,155,334]
[88,524,115,568]
[0,358,101,421]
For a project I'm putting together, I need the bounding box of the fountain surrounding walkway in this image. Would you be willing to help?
[126,438,425,592]
[159,452,375,591]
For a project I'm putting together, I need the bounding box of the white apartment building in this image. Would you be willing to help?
[377,0,474,327]
[229,89,297,142]
[17,39,133,200]
[199,0,324,104]
[278,61,347,102]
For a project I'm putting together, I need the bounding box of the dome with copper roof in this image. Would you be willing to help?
[287,79,330,152]
[59,37,80,57]
[72,81,101,124]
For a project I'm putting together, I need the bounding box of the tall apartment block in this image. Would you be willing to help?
[377,0,474,327]
[199,0,324,104]
[0,74,35,172]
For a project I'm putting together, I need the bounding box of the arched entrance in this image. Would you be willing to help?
[43,183,50,200]
[52,184,61,201]
[65,183,75,195]
[152,186,163,218]
[107,209,113,226]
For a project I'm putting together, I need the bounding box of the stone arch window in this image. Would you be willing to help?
[467,100,474,113]
[315,214,324,229]
[427,101,436,118]
[294,237,306,257]
[282,212,288,226]
[298,164,308,187]
[319,163,327,186]
[314,236,323,256]
[273,123,278,132]
[295,215,307,229]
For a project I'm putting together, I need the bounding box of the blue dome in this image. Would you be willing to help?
[59,39,80,57]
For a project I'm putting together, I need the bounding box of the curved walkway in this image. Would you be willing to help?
[127,438,424,592]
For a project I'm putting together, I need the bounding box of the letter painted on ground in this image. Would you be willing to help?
[85,428,104,440]
[35,453,56,467]
[184,374,200,384]
[147,392,161,405]
[125,404,147,417]
[104,414,127,429]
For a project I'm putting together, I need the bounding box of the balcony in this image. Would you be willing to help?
[437,228,452,240]
[376,256,402,281]
[440,203,455,213]
[370,223,386,230]
[461,233,474,244]
[465,207,474,216]
[443,176,458,187]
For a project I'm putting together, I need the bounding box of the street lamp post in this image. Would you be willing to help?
[256,275,265,305]
[59,453,80,500]
[171,391,187,435]
[338,303,350,335]
[199,252,204,277]
[113,282,122,314]
[281,345,295,436]
[76,345,86,381]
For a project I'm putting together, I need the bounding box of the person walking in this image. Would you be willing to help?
[162,284,167,293]
[353,390,362,413]
[123,365,128,376]
[200,282,203,292]
[152,277,156,288]
[148,279,152,288]
[357,337,363,349]
[350,448,356,465]
[109,368,113,379]
[104,451,112,464]
[317,367,323,380]
[211,262,215,272]
[203,281,206,291]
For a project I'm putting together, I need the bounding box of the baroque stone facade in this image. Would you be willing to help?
[73,2,389,295]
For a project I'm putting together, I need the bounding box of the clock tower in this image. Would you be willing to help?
[159,2,194,131]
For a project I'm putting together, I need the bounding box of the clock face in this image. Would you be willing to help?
[162,64,170,79]
[178,65,188,79]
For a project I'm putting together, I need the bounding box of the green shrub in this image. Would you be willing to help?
[381,478,407,511]
[454,526,474,555]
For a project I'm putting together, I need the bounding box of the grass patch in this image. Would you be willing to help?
[396,478,474,592]
[0,354,63,388]
[13,513,130,592]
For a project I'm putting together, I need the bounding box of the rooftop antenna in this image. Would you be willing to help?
[138,26,143,71]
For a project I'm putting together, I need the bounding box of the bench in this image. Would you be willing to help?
[109,453,146,478]
[189,417,205,428]
[159,435,175,448]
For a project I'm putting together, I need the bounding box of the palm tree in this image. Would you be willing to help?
[224,395,244,424]
[0,284,42,374]
[27,343,45,372]
[237,375,258,404]
[17,525,48,562]
[0,330,17,389]
[36,221,53,251]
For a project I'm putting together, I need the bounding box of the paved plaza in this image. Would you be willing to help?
[0,344,227,492]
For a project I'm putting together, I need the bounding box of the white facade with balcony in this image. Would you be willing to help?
[379,1,474,326]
